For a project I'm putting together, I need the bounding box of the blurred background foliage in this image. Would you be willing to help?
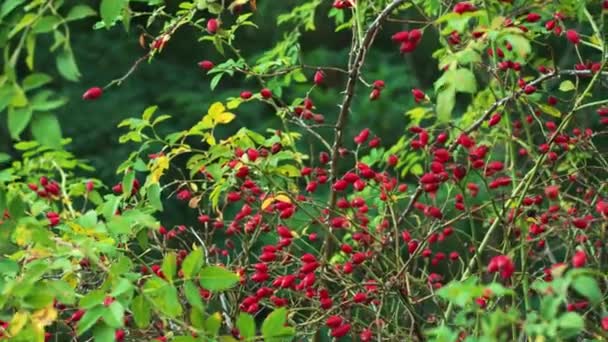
[1,0,438,182]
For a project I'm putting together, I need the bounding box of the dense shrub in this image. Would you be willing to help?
[1,0,608,341]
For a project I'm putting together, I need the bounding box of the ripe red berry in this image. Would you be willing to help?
[412,88,425,103]
[566,29,580,45]
[240,91,253,100]
[572,250,587,268]
[82,87,103,100]
[526,13,541,22]
[326,315,343,329]
[391,31,409,43]
[198,60,214,71]
[488,113,502,127]
[207,18,219,34]
[330,324,351,338]
[313,70,325,85]
[260,88,273,99]
[387,154,398,166]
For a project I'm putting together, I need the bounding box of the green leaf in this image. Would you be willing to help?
[0,0,26,20]
[131,295,150,328]
[77,305,104,335]
[205,312,222,336]
[0,259,18,275]
[559,80,576,92]
[161,252,177,283]
[66,5,97,21]
[92,323,115,342]
[8,107,33,139]
[111,278,133,297]
[23,73,52,91]
[210,73,223,90]
[147,183,163,211]
[102,301,125,328]
[538,103,561,118]
[56,49,81,82]
[100,0,127,26]
[184,280,205,311]
[199,266,240,291]
[48,280,76,305]
[0,153,11,164]
[181,249,204,279]
[0,85,16,112]
[236,313,256,341]
[142,105,158,121]
[261,308,293,341]
[275,164,300,177]
[503,34,531,59]
[80,290,105,309]
[571,275,602,305]
[143,278,182,318]
[557,312,584,338]
[122,170,135,197]
[33,16,61,33]
[447,68,477,93]
[31,113,62,149]
[436,86,455,123]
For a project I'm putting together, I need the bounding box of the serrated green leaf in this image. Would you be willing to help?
[184,280,205,311]
[181,249,204,279]
[102,301,124,328]
[161,252,177,283]
[77,306,104,335]
[199,265,239,291]
[131,295,150,328]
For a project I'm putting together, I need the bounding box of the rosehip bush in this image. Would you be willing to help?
[2,0,608,341]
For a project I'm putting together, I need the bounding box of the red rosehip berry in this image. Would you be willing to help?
[198,60,214,71]
[207,18,219,34]
[82,87,103,100]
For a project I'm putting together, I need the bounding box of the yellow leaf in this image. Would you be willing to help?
[205,102,235,125]
[208,102,225,116]
[206,133,217,146]
[150,155,170,183]
[215,111,235,124]
[62,272,80,288]
[9,311,29,336]
[261,193,292,211]
[14,225,32,246]
[31,304,57,329]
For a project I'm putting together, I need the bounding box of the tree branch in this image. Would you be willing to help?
[325,0,410,255]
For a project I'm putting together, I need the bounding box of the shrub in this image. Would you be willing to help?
[1,0,608,341]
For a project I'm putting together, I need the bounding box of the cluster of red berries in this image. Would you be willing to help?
[28,176,61,198]
[391,29,423,53]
